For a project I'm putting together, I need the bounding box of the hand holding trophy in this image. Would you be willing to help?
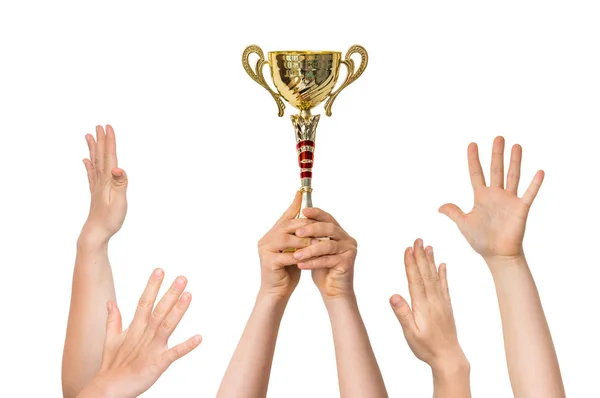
[242,45,368,215]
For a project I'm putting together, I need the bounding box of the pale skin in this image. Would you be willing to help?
[294,206,388,398]
[390,239,471,398]
[217,192,314,398]
[78,269,201,398]
[439,136,565,397]
[62,125,128,397]
[218,193,387,397]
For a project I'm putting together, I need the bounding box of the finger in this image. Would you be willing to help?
[294,239,340,262]
[521,170,545,208]
[277,218,314,234]
[424,246,438,279]
[95,125,106,172]
[155,291,192,342]
[389,294,416,333]
[268,252,302,268]
[438,203,465,226]
[85,134,97,169]
[301,207,340,226]
[467,142,486,189]
[438,263,451,303]
[105,124,118,170]
[105,301,123,339]
[83,159,95,191]
[130,269,165,330]
[149,276,188,332]
[110,168,128,194]
[295,221,348,241]
[506,144,522,194]
[413,239,433,281]
[160,334,202,370]
[297,254,341,270]
[276,191,302,224]
[404,247,426,303]
[490,136,505,188]
[268,234,313,252]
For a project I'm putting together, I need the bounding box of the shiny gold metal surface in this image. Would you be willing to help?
[242,44,368,217]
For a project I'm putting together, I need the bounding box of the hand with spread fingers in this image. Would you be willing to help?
[439,136,544,263]
[390,239,470,398]
[440,137,565,397]
[78,269,202,398]
[293,207,358,299]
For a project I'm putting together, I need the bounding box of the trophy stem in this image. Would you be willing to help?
[291,110,320,218]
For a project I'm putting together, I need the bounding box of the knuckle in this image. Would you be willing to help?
[160,318,174,332]
[137,296,152,310]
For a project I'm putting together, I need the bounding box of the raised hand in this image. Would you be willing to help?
[439,136,544,262]
[257,191,314,299]
[390,239,470,398]
[293,208,358,299]
[78,269,202,398]
[81,125,128,244]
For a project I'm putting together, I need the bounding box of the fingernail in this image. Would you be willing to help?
[175,276,186,287]
[297,229,306,237]
[311,239,319,245]
[181,292,191,301]
[294,251,304,260]
[416,239,423,248]
[153,268,164,278]
[194,334,202,344]
[427,246,433,255]
[390,295,403,307]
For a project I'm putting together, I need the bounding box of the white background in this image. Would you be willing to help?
[1,1,598,397]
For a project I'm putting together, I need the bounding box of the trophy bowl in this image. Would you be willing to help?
[267,51,342,110]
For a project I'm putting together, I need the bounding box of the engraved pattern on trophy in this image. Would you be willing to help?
[242,45,367,216]
[268,52,342,110]
[242,45,286,116]
[324,45,369,116]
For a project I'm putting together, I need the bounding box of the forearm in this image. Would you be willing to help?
[217,292,289,398]
[62,232,116,398]
[325,294,387,398]
[488,255,564,398]
[432,358,471,398]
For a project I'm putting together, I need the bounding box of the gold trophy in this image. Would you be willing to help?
[242,45,368,215]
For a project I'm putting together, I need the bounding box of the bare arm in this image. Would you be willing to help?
[439,136,564,397]
[217,293,289,397]
[489,256,563,398]
[62,125,128,397]
[295,207,387,397]
[217,192,313,397]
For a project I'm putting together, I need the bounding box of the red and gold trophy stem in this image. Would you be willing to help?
[291,109,320,218]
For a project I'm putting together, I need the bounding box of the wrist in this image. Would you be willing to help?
[78,224,111,249]
[77,378,114,398]
[256,288,291,308]
[484,253,528,274]
[431,353,470,381]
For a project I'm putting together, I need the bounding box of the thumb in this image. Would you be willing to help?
[277,190,302,224]
[105,301,123,339]
[438,203,465,225]
[110,168,128,192]
[390,294,416,333]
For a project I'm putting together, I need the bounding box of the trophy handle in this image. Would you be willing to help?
[324,45,368,116]
[242,45,286,117]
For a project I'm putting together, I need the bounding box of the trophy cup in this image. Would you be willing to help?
[242,45,368,216]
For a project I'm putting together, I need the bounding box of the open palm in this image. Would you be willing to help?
[439,137,544,260]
